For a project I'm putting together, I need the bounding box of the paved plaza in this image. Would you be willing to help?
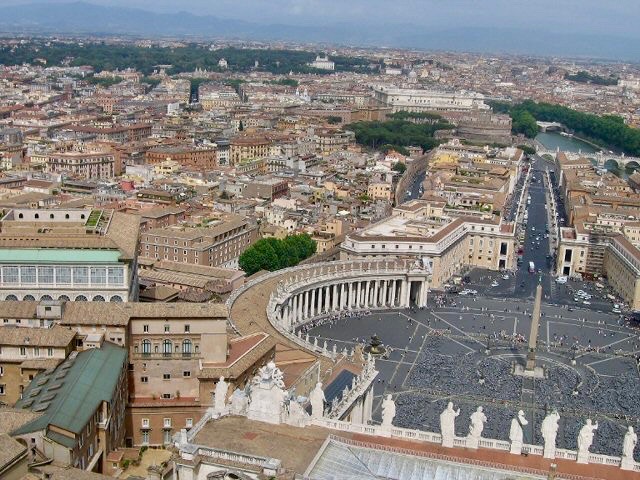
[305,294,640,458]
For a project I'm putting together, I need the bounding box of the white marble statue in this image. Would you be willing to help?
[213,376,228,413]
[381,394,396,427]
[247,361,288,424]
[468,406,487,441]
[577,418,598,463]
[230,388,248,415]
[309,382,326,419]
[509,410,528,454]
[541,410,560,459]
[621,426,638,470]
[623,426,638,460]
[439,402,460,448]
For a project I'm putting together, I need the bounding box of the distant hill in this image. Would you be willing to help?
[0,2,638,61]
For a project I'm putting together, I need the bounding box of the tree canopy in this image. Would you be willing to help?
[346,116,452,153]
[239,234,316,276]
[491,100,640,155]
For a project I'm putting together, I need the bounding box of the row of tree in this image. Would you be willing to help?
[238,234,317,276]
[0,42,371,76]
[491,100,640,156]
[564,70,618,86]
[346,116,453,153]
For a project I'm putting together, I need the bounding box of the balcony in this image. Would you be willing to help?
[132,352,199,360]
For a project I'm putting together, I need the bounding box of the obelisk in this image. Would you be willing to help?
[526,283,543,371]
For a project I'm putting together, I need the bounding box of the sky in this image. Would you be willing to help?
[5,0,640,38]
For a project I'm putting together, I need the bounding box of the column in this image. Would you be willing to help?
[381,280,388,307]
[291,295,298,325]
[304,290,310,320]
[324,286,330,313]
[341,283,347,310]
[348,282,353,310]
[364,390,373,423]
[373,280,379,308]
[310,288,316,317]
[389,280,396,307]
[297,294,303,323]
[356,282,362,308]
[400,280,407,308]
[332,284,339,310]
[365,281,371,308]
[282,305,289,329]
[419,281,428,307]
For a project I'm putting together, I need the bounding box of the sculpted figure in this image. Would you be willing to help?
[381,394,396,427]
[440,402,460,447]
[309,382,326,419]
[577,419,598,456]
[509,410,528,446]
[213,376,229,412]
[541,410,560,459]
[623,426,638,460]
[468,406,487,439]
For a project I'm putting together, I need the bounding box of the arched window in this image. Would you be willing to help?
[65,214,70,219]
[80,214,85,219]
[75,295,87,301]
[182,339,192,357]
[142,339,151,355]
[40,295,53,301]
[58,295,70,301]
[5,294,18,301]
[110,295,123,303]
[18,213,23,219]
[93,295,105,302]
[23,295,35,301]
[162,340,172,357]
[49,213,54,219]
[34,213,39,219]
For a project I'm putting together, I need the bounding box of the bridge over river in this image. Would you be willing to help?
[536,146,640,170]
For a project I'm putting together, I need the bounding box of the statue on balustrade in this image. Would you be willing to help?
[622,426,637,465]
[468,406,486,439]
[310,382,326,419]
[509,410,528,454]
[213,376,228,413]
[541,410,560,459]
[381,394,396,427]
[440,402,460,448]
[577,418,598,462]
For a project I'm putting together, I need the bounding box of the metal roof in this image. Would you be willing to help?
[0,248,121,264]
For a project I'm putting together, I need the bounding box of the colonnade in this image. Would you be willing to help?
[276,276,428,330]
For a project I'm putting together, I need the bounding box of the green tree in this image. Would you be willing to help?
[392,162,407,174]
[327,115,342,125]
[238,234,317,276]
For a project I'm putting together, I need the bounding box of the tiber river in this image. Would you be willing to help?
[535,132,638,178]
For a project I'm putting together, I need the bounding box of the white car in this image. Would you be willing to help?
[502,274,510,280]
[583,300,591,305]
[491,281,499,287]
[555,276,568,284]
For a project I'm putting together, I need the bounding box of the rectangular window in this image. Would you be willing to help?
[164,324,170,333]
[163,373,171,380]
[162,393,171,399]
[186,418,193,428]
[0,384,5,395]
[73,267,89,284]
[20,347,26,356]
[141,431,149,444]
[47,347,53,356]
[108,267,124,285]
[163,418,171,428]
[143,325,149,333]
[20,266,36,284]
[141,376,148,383]
[34,347,40,356]
[38,266,54,284]
[184,325,190,333]
[56,266,72,284]
[90,267,107,284]
[183,371,191,377]
[2,266,19,284]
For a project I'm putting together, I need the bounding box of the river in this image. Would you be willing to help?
[535,132,636,178]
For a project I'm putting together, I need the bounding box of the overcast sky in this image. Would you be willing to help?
[6,0,640,37]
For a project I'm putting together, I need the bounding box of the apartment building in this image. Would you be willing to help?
[139,214,258,268]
[145,144,217,170]
[44,147,116,180]
[230,135,271,166]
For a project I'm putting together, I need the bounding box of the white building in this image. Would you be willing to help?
[308,55,335,71]
[373,86,489,113]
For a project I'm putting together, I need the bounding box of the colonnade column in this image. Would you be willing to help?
[365,281,371,308]
[341,283,347,310]
[332,284,338,311]
[356,282,362,308]
[304,290,310,319]
[389,280,396,307]
[381,280,388,307]
[324,286,330,313]
[310,288,316,317]
[373,280,379,308]
[348,283,354,310]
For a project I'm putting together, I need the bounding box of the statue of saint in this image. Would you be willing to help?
[381,394,396,427]
[541,410,560,458]
[577,419,598,455]
[213,376,229,412]
[309,382,326,419]
[510,410,528,444]
[440,402,460,447]
[468,406,487,439]
[623,426,637,460]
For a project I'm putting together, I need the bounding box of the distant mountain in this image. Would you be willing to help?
[0,2,638,61]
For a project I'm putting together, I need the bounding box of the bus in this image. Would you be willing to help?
[529,261,535,273]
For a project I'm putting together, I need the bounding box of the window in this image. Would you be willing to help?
[163,418,171,428]
[141,376,148,383]
[141,418,150,428]
[162,340,172,357]
[184,324,190,333]
[163,373,171,380]
[164,324,170,333]
[182,339,192,356]
[163,429,171,444]
[47,347,53,356]
[90,267,106,284]
[0,366,3,376]
[186,418,193,428]
[34,347,40,356]
[183,371,191,378]
[143,325,149,333]
[162,393,171,399]
[0,384,5,395]
[73,267,89,284]
[141,431,149,444]
[56,265,71,282]
[108,267,124,285]
[20,346,26,356]
[142,339,151,355]
[38,266,54,284]
[21,266,36,284]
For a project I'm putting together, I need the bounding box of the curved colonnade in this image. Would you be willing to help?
[228,259,430,358]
